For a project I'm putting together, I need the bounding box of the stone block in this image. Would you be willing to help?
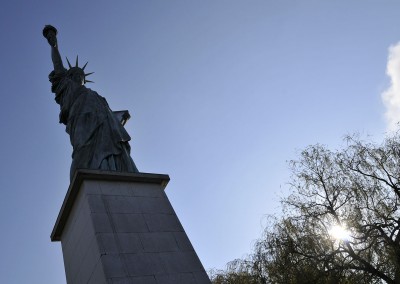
[123,253,165,276]
[61,193,91,249]
[111,278,132,284]
[97,233,119,254]
[110,278,133,284]
[117,233,143,253]
[139,197,174,214]
[111,276,157,284]
[102,254,127,278]
[88,258,107,284]
[131,183,164,198]
[144,213,183,232]
[72,233,102,283]
[87,195,107,213]
[160,251,204,273]
[105,195,141,214]
[63,233,97,280]
[194,271,213,284]
[81,179,102,195]
[100,181,134,196]
[140,232,179,253]
[62,206,96,283]
[111,213,149,233]
[174,232,195,251]
[91,213,113,233]
[155,273,197,284]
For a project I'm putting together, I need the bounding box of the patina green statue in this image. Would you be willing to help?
[43,25,138,180]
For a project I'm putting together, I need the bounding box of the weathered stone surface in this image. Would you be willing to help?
[140,232,179,253]
[144,213,184,232]
[155,273,197,284]
[52,170,211,283]
[117,233,143,253]
[111,276,157,284]
[87,259,107,284]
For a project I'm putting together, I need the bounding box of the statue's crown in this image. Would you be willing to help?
[66,56,94,84]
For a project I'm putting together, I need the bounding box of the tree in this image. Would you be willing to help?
[211,133,400,284]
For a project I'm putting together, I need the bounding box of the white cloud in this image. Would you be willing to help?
[382,42,400,132]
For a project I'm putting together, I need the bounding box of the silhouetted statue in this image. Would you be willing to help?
[43,25,138,180]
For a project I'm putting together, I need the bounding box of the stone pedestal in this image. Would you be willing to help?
[51,170,211,284]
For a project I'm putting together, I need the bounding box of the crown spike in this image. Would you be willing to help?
[75,55,79,67]
[82,61,88,71]
[85,72,94,77]
[66,57,72,68]
[85,80,94,83]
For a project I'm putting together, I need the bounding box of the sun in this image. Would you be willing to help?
[329,225,350,241]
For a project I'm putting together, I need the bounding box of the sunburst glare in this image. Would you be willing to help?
[329,225,351,241]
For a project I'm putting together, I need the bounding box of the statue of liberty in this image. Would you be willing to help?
[43,25,139,181]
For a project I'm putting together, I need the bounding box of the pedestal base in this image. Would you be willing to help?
[51,170,211,284]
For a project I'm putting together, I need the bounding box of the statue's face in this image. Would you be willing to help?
[68,69,85,85]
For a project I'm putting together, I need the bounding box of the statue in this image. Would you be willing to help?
[43,25,139,181]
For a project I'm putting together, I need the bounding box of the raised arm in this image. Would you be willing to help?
[43,25,65,74]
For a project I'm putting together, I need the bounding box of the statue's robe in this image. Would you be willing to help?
[49,70,138,180]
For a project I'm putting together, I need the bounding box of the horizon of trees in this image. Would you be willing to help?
[209,132,400,284]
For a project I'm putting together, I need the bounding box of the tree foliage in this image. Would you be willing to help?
[210,133,400,284]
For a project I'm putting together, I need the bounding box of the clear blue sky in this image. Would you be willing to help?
[0,1,397,283]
